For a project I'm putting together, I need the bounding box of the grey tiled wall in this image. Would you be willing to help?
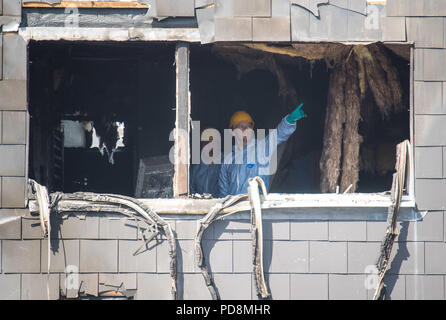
[1,212,445,300]
[0,0,28,210]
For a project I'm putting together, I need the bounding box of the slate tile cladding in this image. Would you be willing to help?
[0,33,28,212]
[1,214,446,299]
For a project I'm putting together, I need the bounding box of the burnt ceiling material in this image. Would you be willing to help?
[22,8,197,28]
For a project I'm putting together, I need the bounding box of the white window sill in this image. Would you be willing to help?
[27,193,422,222]
[140,193,423,222]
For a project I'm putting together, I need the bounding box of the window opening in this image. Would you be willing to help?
[28,40,176,197]
[189,43,410,197]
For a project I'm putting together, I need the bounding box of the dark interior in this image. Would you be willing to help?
[189,44,410,194]
[28,41,410,197]
[28,41,175,196]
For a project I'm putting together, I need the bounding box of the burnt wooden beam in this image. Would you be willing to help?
[174,42,191,197]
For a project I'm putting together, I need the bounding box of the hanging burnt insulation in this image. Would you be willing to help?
[29,179,178,300]
[248,177,270,299]
[373,140,409,300]
[320,43,405,193]
[340,52,363,193]
[194,177,271,300]
[194,194,248,300]
[319,60,347,193]
[212,45,299,106]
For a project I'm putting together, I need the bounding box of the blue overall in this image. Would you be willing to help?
[190,161,221,198]
[217,116,297,197]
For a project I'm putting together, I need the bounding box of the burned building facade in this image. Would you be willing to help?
[0,0,445,300]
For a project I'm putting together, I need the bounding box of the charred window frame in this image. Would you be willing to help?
[173,42,191,197]
[26,36,415,206]
[179,42,415,206]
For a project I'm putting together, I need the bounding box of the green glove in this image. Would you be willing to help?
[286,103,307,124]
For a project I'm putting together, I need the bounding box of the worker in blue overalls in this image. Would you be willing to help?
[190,128,221,197]
[218,104,307,197]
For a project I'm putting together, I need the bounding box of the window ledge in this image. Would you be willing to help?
[140,193,423,222]
[27,193,422,222]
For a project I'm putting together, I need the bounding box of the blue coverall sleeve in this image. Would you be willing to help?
[217,164,230,198]
[276,116,297,145]
[263,116,297,159]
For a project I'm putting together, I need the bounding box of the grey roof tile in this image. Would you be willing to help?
[386,0,424,17]
[22,0,61,3]
[3,34,27,81]
[214,0,233,17]
[407,17,444,48]
[423,49,446,81]
[0,275,20,300]
[329,274,367,300]
[2,240,41,273]
[0,145,26,176]
[156,0,195,17]
[2,111,26,144]
[0,215,21,239]
[347,9,381,41]
[309,4,348,41]
[214,17,252,41]
[252,17,291,42]
[21,274,59,300]
[290,4,311,41]
[2,177,26,208]
[415,114,446,146]
[233,0,271,17]
[415,147,443,179]
[414,49,424,81]
[272,0,290,17]
[382,17,406,42]
[415,178,446,211]
[0,80,27,111]
[347,0,366,15]
[414,81,444,115]
[424,0,446,16]
[79,240,118,272]
[291,274,328,300]
[292,0,328,17]
[195,0,214,8]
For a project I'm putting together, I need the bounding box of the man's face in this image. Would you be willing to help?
[233,120,254,148]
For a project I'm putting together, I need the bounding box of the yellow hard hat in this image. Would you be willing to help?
[229,110,254,129]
